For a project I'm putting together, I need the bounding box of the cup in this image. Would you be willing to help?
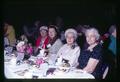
[40,49,45,56]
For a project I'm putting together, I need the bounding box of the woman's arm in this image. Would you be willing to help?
[49,39,63,54]
[83,43,102,73]
[83,58,99,73]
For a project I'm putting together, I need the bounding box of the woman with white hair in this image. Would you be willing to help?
[78,28,103,79]
[55,28,80,67]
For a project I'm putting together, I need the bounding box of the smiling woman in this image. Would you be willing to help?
[78,28,105,79]
[2,0,117,80]
[55,28,80,67]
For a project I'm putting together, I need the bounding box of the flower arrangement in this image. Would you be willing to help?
[16,41,26,52]
[26,43,33,55]
[35,58,45,66]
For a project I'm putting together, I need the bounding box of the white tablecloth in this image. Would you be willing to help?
[4,55,95,79]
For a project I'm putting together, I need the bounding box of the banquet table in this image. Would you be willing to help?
[4,55,95,79]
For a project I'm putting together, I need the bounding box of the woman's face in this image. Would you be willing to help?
[48,28,57,39]
[66,33,75,45]
[40,30,48,38]
[86,32,96,45]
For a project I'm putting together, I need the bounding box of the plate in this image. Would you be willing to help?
[73,69,87,73]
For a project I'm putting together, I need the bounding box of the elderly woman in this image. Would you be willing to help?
[46,25,63,64]
[55,28,80,67]
[35,26,49,48]
[34,26,49,55]
[78,28,103,79]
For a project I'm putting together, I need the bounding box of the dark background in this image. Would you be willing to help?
[1,0,117,38]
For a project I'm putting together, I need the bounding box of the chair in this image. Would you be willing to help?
[102,66,109,79]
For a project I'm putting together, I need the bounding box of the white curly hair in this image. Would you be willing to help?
[85,28,100,40]
[65,28,78,40]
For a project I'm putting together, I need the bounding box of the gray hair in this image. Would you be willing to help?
[65,28,78,40]
[85,28,100,40]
